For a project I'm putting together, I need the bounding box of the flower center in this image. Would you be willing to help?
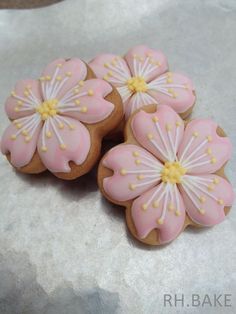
[161,161,187,184]
[126,76,147,93]
[36,99,59,121]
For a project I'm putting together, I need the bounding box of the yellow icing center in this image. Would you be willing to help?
[126,76,147,93]
[36,99,58,121]
[161,161,186,184]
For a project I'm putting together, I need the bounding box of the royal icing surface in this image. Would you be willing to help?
[102,105,234,244]
[1,58,114,173]
[89,45,195,119]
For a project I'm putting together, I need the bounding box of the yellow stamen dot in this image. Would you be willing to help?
[75,99,80,106]
[14,107,19,112]
[81,106,88,113]
[211,157,217,164]
[135,159,141,165]
[199,208,205,215]
[213,178,220,184]
[126,76,147,93]
[57,63,62,68]
[46,131,52,138]
[133,151,139,157]
[152,116,159,123]
[142,204,148,211]
[66,71,72,77]
[175,210,181,216]
[39,77,45,81]
[207,184,214,191]
[199,196,206,203]
[167,78,173,83]
[206,148,212,155]
[161,161,186,184]
[157,218,164,225]
[153,201,159,208]
[15,123,22,129]
[24,91,29,97]
[79,80,84,86]
[56,76,62,81]
[120,168,127,176]
[17,100,23,106]
[107,71,113,76]
[42,113,48,120]
[58,123,64,129]
[137,174,144,180]
[147,133,153,140]
[193,131,199,138]
[168,203,175,211]
[11,91,16,97]
[10,134,16,140]
[69,124,75,130]
[129,184,136,191]
[60,144,66,150]
[41,146,47,152]
[22,130,28,136]
[166,124,172,131]
[217,199,224,205]
[111,60,117,66]
[103,75,109,81]
[172,92,178,99]
[74,88,79,94]
[104,63,109,68]
[207,135,212,142]
[46,75,51,81]
[176,121,182,127]
[88,89,94,96]
[25,136,31,143]
[36,99,58,121]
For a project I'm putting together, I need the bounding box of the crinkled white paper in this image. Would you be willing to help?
[0,0,235,313]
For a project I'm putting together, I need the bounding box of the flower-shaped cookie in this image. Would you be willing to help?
[1,58,122,179]
[98,105,234,245]
[89,45,195,120]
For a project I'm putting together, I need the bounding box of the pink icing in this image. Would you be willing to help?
[89,45,195,119]
[102,105,234,244]
[1,58,115,173]
[103,144,162,202]
[131,184,186,243]
[37,117,90,173]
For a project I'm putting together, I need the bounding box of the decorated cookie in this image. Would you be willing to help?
[1,58,123,180]
[98,105,234,245]
[89,45,196,123]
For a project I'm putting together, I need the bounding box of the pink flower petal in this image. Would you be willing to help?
[131,105,184,162]
[131,183,186,244]
[41,58,87,101]
[58,78,114,124]
[147,72,195,114]
[37,116,90,173]
[124,45,168,82]
[103,144,162,202]
[5,79,42,120]
[124,92,156,119]
[177,119,232,174]
[89,54,131,86]
[1,114,42,168]
[180,174,234,226]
